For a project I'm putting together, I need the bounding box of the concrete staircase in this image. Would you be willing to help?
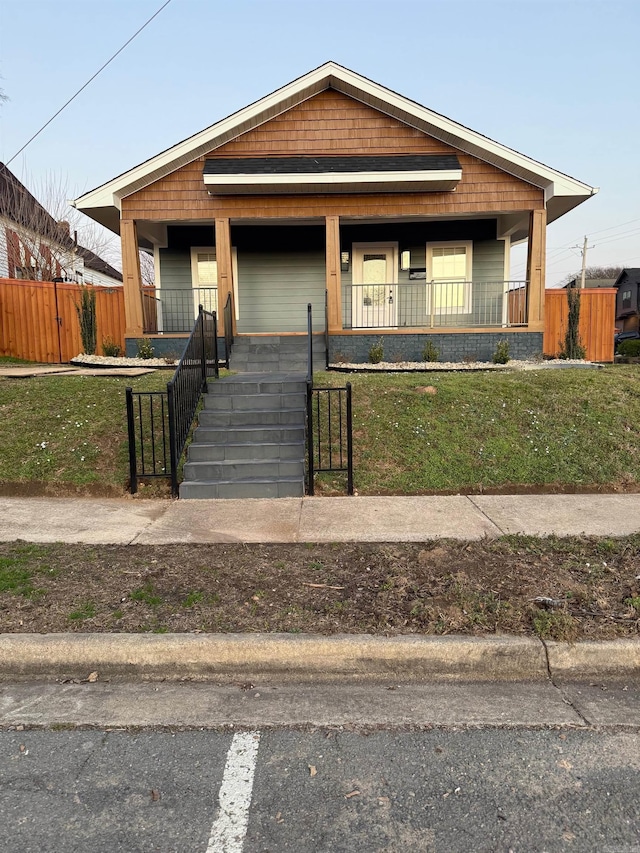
[180,336,326,499]
[179,371,307,499]
[228,335,326,374]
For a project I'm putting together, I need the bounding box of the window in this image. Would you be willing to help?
[622,289,632,310]
[426,242,472,315]
[189,246,239,319]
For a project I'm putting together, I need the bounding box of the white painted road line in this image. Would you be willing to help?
[206,731,261,853]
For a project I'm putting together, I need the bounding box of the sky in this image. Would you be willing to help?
[0,0,638,285]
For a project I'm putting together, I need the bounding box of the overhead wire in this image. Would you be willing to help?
[6,0,174,166]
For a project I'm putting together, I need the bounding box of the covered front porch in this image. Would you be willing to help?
[125,209,546,363]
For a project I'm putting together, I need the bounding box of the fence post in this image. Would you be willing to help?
[125,387,138,494]
[199,305,208,394]
[346,381,354,496]
[167,380,179,497]
[212,311,219,379]
[306,382,315,495]
[324,289,329,369]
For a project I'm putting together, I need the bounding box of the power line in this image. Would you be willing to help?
[7,0,174,166]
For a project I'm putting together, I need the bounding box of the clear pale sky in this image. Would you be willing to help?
[0,0,638,284]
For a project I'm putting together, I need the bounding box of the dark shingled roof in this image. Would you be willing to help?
[204,154,460,175]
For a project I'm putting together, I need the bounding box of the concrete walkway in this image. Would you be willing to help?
[1,493,640,545]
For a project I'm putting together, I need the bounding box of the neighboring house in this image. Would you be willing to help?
[614,268,640,334]
[74,62,597,361]
[0,162,122,287]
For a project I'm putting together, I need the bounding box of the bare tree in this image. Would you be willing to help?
[561,265,623,286]
[0,165,117,281]
[139,249,155,286]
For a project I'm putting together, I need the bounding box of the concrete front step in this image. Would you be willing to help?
[198,408,305,427]
[230,336,325,374]
[188,441,305,462]
[214,378,307,395]
[193,424,305,444]
[183,458,304,481]
[180,477,304,499]
[204,392,305,411]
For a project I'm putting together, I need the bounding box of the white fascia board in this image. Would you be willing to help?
[204,169,461,193]
[74,60,596,216]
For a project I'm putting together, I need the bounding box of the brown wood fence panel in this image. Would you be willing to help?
[544,288,616,362]
[0,278,125,363]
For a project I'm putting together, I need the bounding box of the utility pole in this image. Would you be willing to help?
[572,236,594,288]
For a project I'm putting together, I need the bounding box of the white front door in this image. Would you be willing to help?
[352,243,398,328]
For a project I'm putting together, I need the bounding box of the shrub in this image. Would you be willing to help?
[559,288,586,359]
[101,336,121,358]
[492,339,511,364]
[75,286,97,355]
[617,339,640,357]
[136,338,155,359]
[368,338,384,364]
[422,340,439,362]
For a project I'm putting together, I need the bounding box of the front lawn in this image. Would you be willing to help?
[0,372,168,495]
[0,365,639,497]
[319,365,640,494]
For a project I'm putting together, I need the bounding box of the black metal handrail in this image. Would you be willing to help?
[127,305,218,496]
[223,292,234,370]
[306,302,353,496]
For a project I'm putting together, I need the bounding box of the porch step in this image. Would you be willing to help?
[179,371,307,500]
[180,477,304,500]
[230,335,326,374]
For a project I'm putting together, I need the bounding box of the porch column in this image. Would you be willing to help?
[215,217,234,335]
[121,219,144,337]
[526,208,546,332]
[325,215,342,331]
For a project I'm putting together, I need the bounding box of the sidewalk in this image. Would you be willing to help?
[2,493,640,545]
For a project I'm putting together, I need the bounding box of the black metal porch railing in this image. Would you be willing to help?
[343,281,528,329]
[306,302,354,496]
[223,291,234,370]
[126,305,219,496]
[142,287,218,333]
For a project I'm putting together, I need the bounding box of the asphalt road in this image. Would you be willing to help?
[2,726,640,853]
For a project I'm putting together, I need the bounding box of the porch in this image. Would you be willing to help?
[130,213,544,363]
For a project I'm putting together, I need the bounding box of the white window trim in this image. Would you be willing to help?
[190,246,239,319]
[426,240,473,316]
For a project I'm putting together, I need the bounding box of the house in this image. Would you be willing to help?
[0,163,122,287]
[74,61,597,364]
[614,269,640,334]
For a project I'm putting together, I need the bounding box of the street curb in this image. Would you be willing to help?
[0,634,548,683]
[1,635,638,684]
[545,639,640,680]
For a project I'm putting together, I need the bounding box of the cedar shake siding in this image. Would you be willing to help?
[121,90,543,221]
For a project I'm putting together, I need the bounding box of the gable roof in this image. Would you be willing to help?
[614,268,640,288]
[0,162,122,282]
[74,61,597,234]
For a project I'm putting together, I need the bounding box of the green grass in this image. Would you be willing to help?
[0,356,37,365]
[317,365,640,493]
[0,372,168,490]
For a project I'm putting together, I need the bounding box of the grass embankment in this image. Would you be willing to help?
[0,364,639,496]
[318,365,640,494]
[0,372,168,494]
[1,537,639,639]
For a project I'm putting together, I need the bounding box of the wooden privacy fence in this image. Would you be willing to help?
[544,288,616,363]
[0,278,126,363]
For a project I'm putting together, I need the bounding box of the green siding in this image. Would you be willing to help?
[236,251,325,333]
[342,239,506,329]
[158,249,191,289]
